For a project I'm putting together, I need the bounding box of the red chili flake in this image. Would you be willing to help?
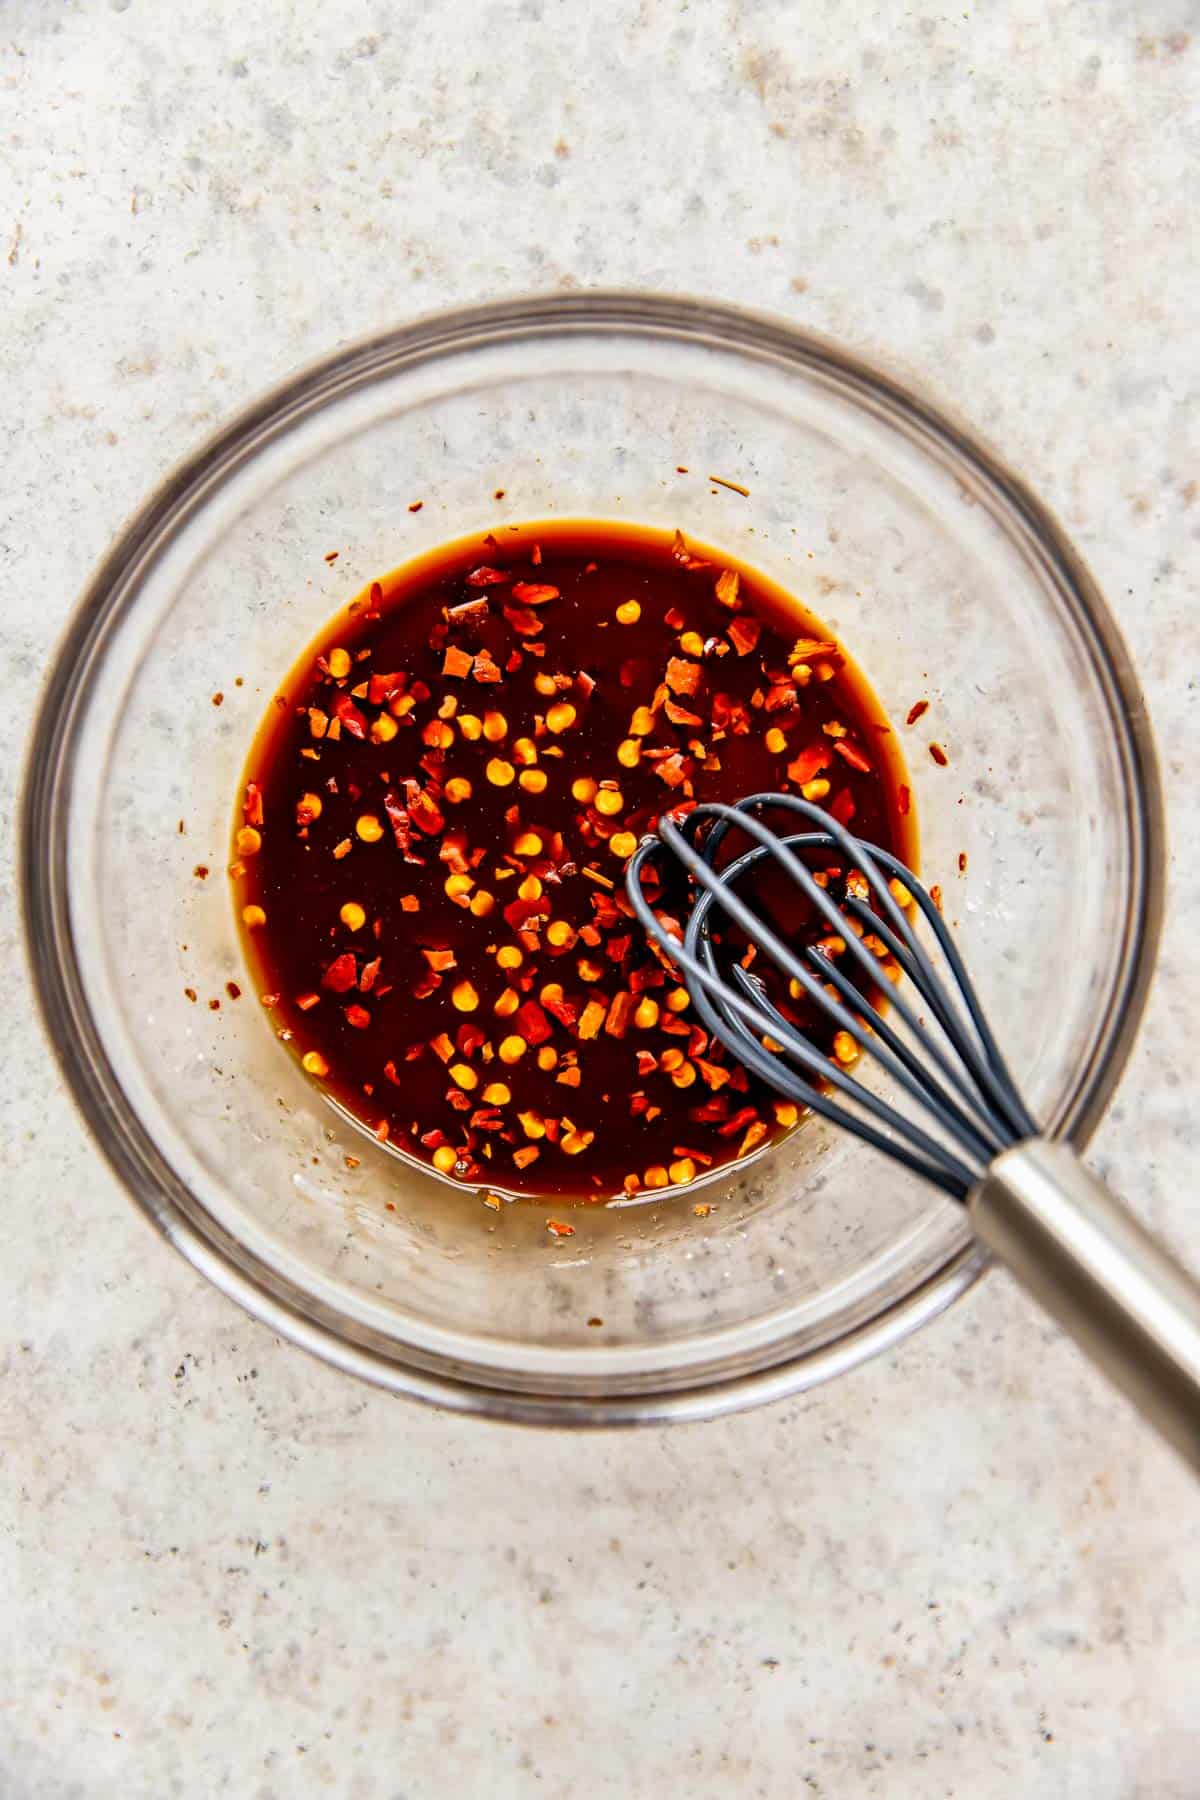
[322,953,358,993]
[829,789,856,825]
[511,582,560,605]
[930,884,944,912]
[689,1097,730,1123]
[503,895,551,929]
[546,1219,575,1238]
[344,1004,371,1029]
[605,992,635,1038]
[576,670,596,699]
[695,1058,731,1091]
[834,739,873,774]
[542,992,578,1030]
[787,744,830,785]
[530,543,543,565]
[446,1088,472,1112]
[243,782,264,826]
[505,649,523,673]
[654,752,691,788]
[359,956,381,992]
[465,566,509,587]
[670,530,711,571]
[400,893,420,912]
[442,645,474,679]
[790,638,838,661]
[295,991,321,1011]
[958,851,967,874]
[445,601,488,630]
[383,790,414,854]
[605,934,632,963]
[635,1050,659,1076]
[929,742,949,766]
[514,1000,553,1045]
[898,785,911,816]
[193,864,209,880]
[664,699,703,727]
[762,682,797,713]
[906,699,929,725]
[405,781,445,836]
[330,692,368,739]
[665,657,702,697]
[368,672,406,706]
[456,1022,486,1056]
[422,948,456,972]
[183,987,197,1003]
[420,1127,449,1149]
[727,615,761,656]
[383,1060,401,1085]
[472,649,503,683]
[502,605,541,636]
[718,1105,759,1138]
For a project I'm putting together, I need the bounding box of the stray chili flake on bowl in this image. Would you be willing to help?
[230,521,915,1201]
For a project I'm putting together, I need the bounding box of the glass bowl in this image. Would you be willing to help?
[22,293,1164,1424]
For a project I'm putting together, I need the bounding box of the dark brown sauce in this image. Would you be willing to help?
[231,522,915,1202]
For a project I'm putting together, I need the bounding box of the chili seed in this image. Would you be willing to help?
[451,981,480,1012]
[594,785,623,817]
[432,1145,457,1173]
[236,826,262,856]
[302,1050,329,1077]
[340,901,366,931]
[242,904,267,928]
[355,814,383,842]
[483,710,508,741]
[327,647,351,678]
[572,776,598,804]
[486,758,515,786]
[546,701,577,733]
[458,713,483,740]
[519,768,548,794]
[444,777,473,804]
[615,599,641,624]
[499,1036,527,1064]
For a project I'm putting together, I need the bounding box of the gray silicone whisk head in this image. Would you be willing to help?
[626,793,1038,1201]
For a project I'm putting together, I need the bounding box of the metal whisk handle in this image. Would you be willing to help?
[971,1140,1200,1475]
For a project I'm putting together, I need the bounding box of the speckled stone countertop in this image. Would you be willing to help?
[4,5,1199,1796]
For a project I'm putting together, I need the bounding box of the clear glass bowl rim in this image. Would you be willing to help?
[21,291,1166,1425]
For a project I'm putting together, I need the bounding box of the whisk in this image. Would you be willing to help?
[627,793,1200,1475]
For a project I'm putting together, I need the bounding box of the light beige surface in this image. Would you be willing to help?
[3,3,1198,1795]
